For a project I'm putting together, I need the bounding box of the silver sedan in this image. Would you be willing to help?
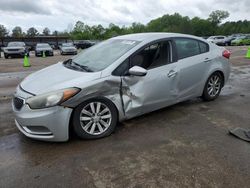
[12,33,231,142]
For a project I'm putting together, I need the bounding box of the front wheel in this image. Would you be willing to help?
[202,72,223,101]
[72,98,118,139]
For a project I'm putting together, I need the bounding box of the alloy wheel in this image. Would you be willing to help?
[207,74,222,97]
[79,102,112,135]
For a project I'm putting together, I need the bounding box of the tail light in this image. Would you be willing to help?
[222,50,231,59]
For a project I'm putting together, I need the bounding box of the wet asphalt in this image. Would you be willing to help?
[0,47,250,187]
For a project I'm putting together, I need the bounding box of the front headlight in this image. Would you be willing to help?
[26,88,80,109]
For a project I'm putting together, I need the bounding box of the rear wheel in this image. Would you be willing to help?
[72,98,118,139]
[202,72,223,101]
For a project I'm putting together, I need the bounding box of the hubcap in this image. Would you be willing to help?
[207,75,221,97]
[80,102,112,135]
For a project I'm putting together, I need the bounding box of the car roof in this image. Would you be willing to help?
[113,32,206,43]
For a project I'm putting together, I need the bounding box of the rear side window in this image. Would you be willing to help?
[174,38,200,59]
[174,38,209,59]
[199,42,209,53]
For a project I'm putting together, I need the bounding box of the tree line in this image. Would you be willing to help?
[0,10,250,40]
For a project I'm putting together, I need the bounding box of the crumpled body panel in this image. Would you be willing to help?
[62,76,126,121]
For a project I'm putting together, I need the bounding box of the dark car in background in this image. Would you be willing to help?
[59,43,77,55]
[75,40,95,49]
[35,43,54,57]
[3,42,29,58]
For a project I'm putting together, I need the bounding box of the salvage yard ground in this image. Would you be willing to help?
[0,46,250,187]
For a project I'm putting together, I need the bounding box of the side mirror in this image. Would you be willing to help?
[128,66,147,76]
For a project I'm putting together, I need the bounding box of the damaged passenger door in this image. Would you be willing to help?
[120,40,179,118]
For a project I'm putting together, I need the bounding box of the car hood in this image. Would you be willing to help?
[36,47,52,51]
[20,62,102,95]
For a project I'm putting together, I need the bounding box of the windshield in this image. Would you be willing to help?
[37,44,50,48]
[62,43,73,47]
[72,39,140,72]
[8,42,25,47]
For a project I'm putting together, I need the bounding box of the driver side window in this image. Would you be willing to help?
[131,41,172,70]
[112,40,173,76]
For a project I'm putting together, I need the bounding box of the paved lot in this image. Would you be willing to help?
[0,47,250,187]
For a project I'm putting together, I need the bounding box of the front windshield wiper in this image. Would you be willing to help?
[71,62,93,72]
[63,59,93,72]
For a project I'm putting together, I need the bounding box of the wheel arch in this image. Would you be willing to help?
[68,96,120,139]
[209,70,225,86]
[68,96,122,133]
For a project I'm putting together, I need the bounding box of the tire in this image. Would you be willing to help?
[202,72,223,101]
[72,98,118,139]
[4,54,9,59]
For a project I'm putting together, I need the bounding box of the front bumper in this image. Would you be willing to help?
[4,51,25,56]
[36,50,53,56]
[12,87,73,142]
[61,50,77,55]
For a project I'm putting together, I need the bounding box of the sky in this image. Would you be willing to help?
[0,0,250,33]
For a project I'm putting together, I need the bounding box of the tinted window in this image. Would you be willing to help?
[175,38,200,59]
[131,41,172,70]
[215,37,225,39]
[199,42,209,53]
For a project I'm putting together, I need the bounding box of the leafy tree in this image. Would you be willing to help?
[52,30,58,36]
[91,24,105,39]
[208,10,230,25]
[12,26,23,37]
[0,24,8,37]
[65,10,249,40]
[42,27,50,35]
[26,27,39,37]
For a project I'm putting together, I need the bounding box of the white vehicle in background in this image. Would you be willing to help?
[207,36,227,46]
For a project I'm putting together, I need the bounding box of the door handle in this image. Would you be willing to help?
[168,70,178,78]
[204,58,212,63]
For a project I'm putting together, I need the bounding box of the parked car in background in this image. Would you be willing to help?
[60,43,77,55]
[75,40,95,49]
[224,36,236,46]
[12,33,231,142]
[241,35,250,45]
[207,36,228,46]
[3,42,29,59]
[231,35,250,46]
[35,43,54,57]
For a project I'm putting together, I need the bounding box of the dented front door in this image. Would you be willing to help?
[121,62,179,119]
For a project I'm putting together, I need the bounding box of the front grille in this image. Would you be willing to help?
[13,97,24,110]
[8,49,19,51]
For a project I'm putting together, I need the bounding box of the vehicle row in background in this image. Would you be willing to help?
[231,35,250,46]
[206,34,250,46]
[0,41,82,59]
